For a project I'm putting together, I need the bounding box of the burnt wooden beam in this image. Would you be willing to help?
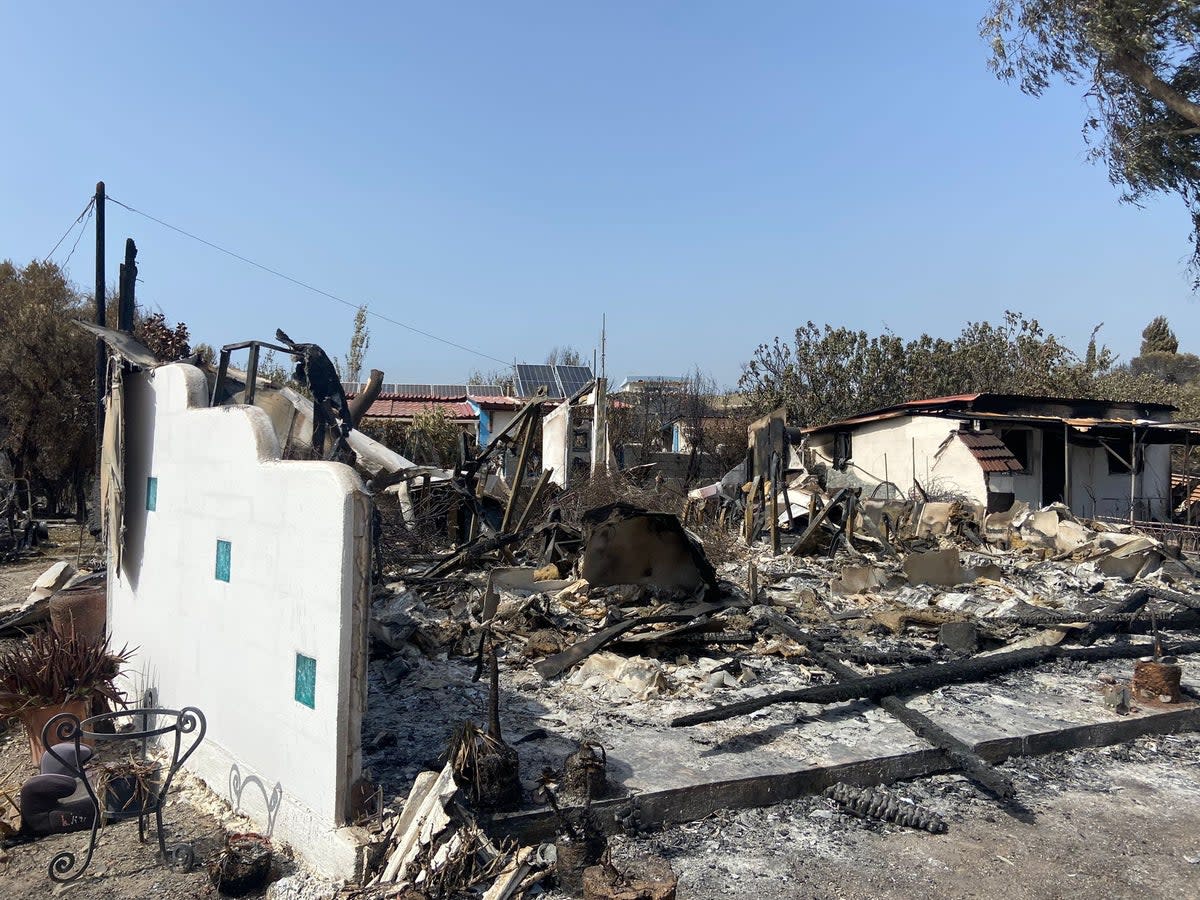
[767,614,1015,800]
[671,639,1200,727]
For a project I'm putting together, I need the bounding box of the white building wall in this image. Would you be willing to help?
[1068,441,1171,520]
[813,415,1173,519]
[542,401,571,487]
[929,434,988,504]
[111,364,369,878]
[811,415,987,503]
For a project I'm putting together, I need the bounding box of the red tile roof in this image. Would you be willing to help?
[364,398,477,420]
[957,429,1024,473]
[1171,473,1200,505]
[470,395,522,410]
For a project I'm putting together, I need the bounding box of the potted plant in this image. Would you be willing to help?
[208,832,273,895]
[93,749,162,822]
[0,629,133,764]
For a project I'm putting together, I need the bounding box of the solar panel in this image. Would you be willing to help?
[555,365,594,398]
[388,383,419,396]
[515,364,562,398]
[431,384,468,397]
[468,384,504,397]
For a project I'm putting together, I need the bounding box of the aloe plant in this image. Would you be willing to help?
[0,629,134,714]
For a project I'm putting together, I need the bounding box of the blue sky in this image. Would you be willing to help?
[3,3,1196,388]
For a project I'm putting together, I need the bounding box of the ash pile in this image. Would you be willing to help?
[351,451,1200,898]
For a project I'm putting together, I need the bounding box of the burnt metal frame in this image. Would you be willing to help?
[211,340,298,408]
[40,706,207,884]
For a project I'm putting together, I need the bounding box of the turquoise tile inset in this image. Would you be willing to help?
[215,539,232,582]
[145,476,158,511]
[294,653,316,709]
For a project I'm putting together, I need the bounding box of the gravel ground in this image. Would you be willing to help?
[557,734,1200,900]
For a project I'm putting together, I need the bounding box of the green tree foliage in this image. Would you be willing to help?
[344,305,369,384]
[982,2,1200,280]
[738,312,1106,426]
[134,312,192,362]
[360,405,465,466]
[1140,315,1179,355]
[0,260,96,513]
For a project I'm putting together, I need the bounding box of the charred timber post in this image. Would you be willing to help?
[671,639,1200,727]
[93,181,106,473]
[516,469,554,532]
[500,411,538,533]
[117,238,136,332]
[769,455,780,555]
[347,369,384,428]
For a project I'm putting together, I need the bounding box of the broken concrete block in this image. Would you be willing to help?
[903,549,964,587]
[580,503,716,595]
[831,565,901,596]
[575,652,669,700]
[1101,682,1131,715]
[962,561,1003,582]
[938,621,978,654]
[914,502,954,538]
[1054,519,1092,554]
[873,609,953,634]
[1090,535,1162,581]
[984,500,1029,547]
[482,567,576,620]
[27,561,75,603]
[1021,509,1061,550]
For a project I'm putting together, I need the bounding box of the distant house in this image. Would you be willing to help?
[344,382,520,449]
[803,393,1198,521]
[613,375,687,395]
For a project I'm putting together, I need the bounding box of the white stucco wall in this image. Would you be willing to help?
[110,364,369,878]
[812,416,1173,520]
[542,401,571,487]
[811,415,988,503]
[930,431,988,504]
[1067,441,1170,520]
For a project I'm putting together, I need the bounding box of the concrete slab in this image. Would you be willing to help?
[488,653,1200,841]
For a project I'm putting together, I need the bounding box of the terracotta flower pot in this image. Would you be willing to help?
[18,700,90,766]
[49,585,107,644]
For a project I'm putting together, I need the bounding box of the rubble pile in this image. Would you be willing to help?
[351,467,1200,896]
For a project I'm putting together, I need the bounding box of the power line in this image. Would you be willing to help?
[42,197,96,263]
[61,202,95,271]
[105,195,512,367]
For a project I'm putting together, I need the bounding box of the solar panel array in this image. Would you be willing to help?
[513,363,595,399]
[515,364,563,398]
[341,382,493,398]
[556,365,594,398]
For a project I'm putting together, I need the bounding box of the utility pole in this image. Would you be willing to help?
[592,313,609,475]
[118,238,137,332]
[94,182,106,469]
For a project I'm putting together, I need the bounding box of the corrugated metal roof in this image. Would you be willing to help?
[805,393,1179,435]
[956,429,1024,473]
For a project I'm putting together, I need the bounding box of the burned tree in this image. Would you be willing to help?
[274,329,353,460]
